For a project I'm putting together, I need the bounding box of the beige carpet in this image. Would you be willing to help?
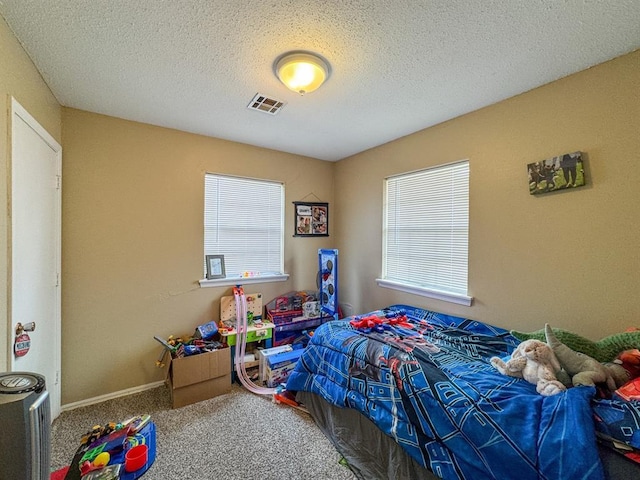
[51,384,358,479]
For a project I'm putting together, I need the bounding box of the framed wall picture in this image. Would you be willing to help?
[293,201,329,237]
[205,254,226,279]
[528,151,585,195]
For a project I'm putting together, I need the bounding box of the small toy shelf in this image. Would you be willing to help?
[219,323,274,382]
[219,322,274,347]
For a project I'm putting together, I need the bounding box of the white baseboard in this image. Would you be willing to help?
[61,380,165,412]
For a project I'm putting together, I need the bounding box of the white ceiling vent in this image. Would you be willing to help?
[247,93,285,115]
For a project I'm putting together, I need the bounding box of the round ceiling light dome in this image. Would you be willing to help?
[274,51,330,95]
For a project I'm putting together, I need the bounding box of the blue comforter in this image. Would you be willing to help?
[286,305,604,480]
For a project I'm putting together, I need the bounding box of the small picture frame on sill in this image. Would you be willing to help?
[205,255,226,279]
[293,201,329,237]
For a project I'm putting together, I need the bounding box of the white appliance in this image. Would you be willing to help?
[0,372,50,480]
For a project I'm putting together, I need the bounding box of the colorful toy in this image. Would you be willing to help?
[79,452,110,476]
[617,349,640,379]
[349,312,412,333]
[80,422,118,446]
[220,292,263,325]
[615,377,640,401]
[122,414,151,434]
[153,326,224,365]
[272,386,309,413]
[318,249,339,321]
[266,291,319,324]
[71,416,156,480]
[81,464,121,480]
[124,444,148,473]
[195,321,218,340]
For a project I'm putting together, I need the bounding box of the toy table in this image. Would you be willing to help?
[63,421,156,479]
[220,322,274,378]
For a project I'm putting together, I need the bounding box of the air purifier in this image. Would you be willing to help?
[0,372,50,480]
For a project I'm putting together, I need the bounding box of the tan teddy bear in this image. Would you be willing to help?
[491,339,567,396]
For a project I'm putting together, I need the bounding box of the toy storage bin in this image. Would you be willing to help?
[165,347,231,408]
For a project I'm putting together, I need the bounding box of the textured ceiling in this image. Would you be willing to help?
[1,1,639,161]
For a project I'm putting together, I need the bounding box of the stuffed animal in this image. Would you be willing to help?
[490,339,567,396]
[544,324,628,391]
[511,326,640,363]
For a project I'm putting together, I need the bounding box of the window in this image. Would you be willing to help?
[378,160,472,306]
[203,174,285,283]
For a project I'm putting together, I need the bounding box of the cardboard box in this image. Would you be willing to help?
[256,345,293,383]
[166,347,231,408]
[265,348,304,387]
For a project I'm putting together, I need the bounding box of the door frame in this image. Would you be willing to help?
[8,97,62,419]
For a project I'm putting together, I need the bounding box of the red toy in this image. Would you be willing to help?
[349,313,413,332]
[617,349,640,379]
[615,377,640,402]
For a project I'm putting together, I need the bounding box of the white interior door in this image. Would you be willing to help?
[9,98,62,420]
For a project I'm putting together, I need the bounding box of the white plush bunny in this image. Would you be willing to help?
[491,339,567,396]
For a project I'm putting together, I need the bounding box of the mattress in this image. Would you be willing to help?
[299,390,640,480]
[298,390,439,480]
[287,305,640,479]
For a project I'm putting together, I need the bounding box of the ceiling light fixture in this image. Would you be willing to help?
[274,51,330,95]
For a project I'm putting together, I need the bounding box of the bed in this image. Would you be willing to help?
[286,305,640,479]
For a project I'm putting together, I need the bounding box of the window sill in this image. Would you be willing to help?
[375,278,473,306]
[199,274,289,288]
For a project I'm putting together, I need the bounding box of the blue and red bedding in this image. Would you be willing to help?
[286,305,629,480]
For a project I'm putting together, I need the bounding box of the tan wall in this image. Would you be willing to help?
[335,50,640,341]
[61,108,334,403]
[3,10,639,403]
[0,17,61,372]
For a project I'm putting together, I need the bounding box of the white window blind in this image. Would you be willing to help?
[382,160,470,301]
[204,174,284,278]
